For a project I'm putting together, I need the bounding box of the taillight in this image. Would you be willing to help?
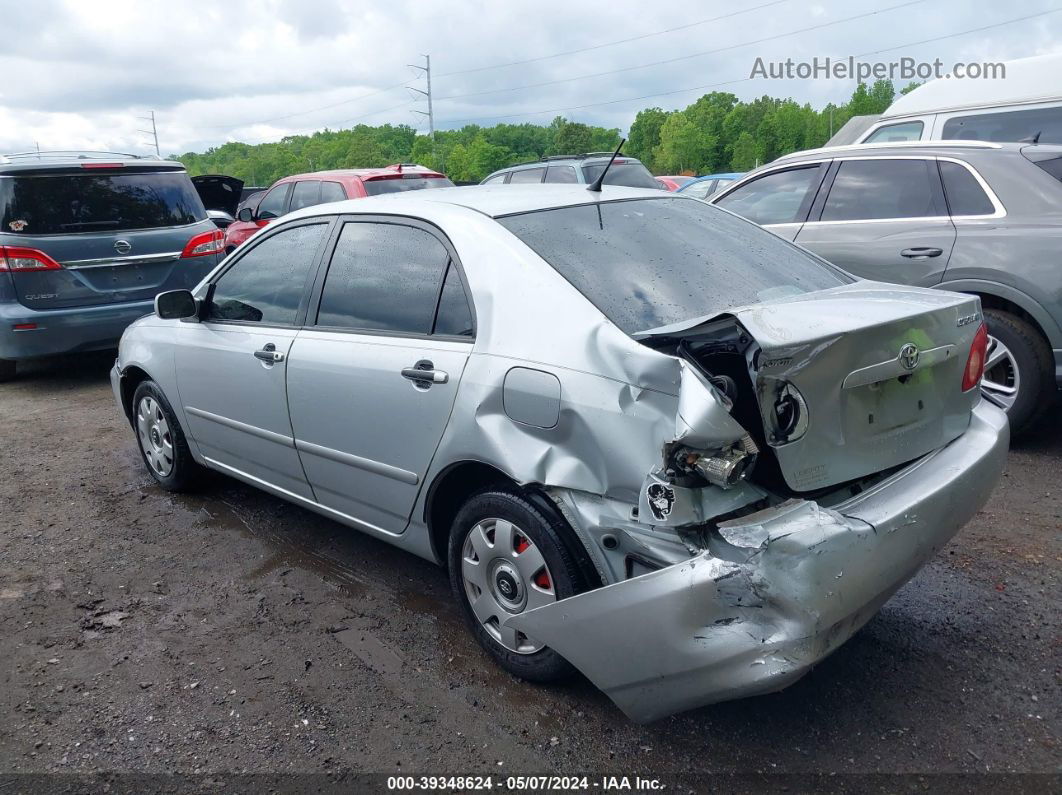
[0,245,63,272]
[181,229,224,258]
[962,323,989,392]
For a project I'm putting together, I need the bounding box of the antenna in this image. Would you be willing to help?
[586,138,625,193]
[1019,130,1042,144]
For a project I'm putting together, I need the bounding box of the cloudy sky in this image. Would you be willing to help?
[2,0,1059,156]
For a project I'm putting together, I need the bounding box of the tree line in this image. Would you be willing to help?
[176,79,914,185]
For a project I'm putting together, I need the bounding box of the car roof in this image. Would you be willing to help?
[0,151,183,175]
[774,140,1062,163]
[283,183,676,222]
[276,164,445,183]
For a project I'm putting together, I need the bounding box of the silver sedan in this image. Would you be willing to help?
[111,185,1008,722]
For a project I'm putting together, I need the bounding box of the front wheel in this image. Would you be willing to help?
[448,489,591,682]
[131,380,201,491]
[981,309,1055,435]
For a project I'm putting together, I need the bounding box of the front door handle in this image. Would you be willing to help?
[253,343,285,364]
[900,247,943,259]
[401,360,448,386]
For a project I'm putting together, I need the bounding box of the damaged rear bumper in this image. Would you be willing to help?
[504,401,1008,722]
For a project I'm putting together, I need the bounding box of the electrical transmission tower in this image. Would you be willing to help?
[138,111,160,157]
[407,55,435,143]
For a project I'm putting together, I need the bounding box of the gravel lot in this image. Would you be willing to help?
[1,351,1058,785]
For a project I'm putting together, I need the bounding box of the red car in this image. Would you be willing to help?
[654,175,695,192]
[224,164,454,252]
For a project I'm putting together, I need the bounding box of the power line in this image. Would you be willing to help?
[435,0,791,77]
[434,0,923,103]
[204,80,416,130]
[435,8,1062,126]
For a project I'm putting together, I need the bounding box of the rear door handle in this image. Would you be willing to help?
[401,360,448,385]
[253,343,285,364]
[900,247,943,259]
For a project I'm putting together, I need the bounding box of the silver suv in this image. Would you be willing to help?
[481,153,662,188]
[711,141,1062,433]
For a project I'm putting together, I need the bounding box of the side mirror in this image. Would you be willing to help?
[155,290,198,320]
[236,207,254,222]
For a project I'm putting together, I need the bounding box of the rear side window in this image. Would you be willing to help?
[320,181,347,203]
[863,121,925,143]
[0,170,206,235]
[207,223,329,324]
[289,181,321,211]
[715,166,820,225]
[544,166,578,184]
[939,161,996,216]
[942,106,1062,144]
[820,159,945,221]
[509,168,545,184]
[581,162,660,189]
[482,174,507,184]
[256,184,291,219]
[316,222,450,334]
[362,176,455,195]
[433,263,474,337]
[683,180,716,199]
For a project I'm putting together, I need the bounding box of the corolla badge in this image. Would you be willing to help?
[114,239,132,254]
[898,342,920,371]
[646,483,676,521]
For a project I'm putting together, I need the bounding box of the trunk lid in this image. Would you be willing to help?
[192,174,244,216]
[649,282,984,492]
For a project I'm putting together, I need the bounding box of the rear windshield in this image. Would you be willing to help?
[581,162,663,190]
[1027,154,1062,182]
[363,175,455,196]
[498,198,850,335]
[0,170,206,235]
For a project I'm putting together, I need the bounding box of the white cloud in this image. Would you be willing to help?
[1,0,1059,155]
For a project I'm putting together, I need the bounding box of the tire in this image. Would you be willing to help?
[131,380,201,492]
[448,488,592,682]
[981,309,1055,435]
[0,359,15,383]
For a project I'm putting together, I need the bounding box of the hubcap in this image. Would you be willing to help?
[136,395,174,478]
[460,518,556,654]
[980,334,1020,412]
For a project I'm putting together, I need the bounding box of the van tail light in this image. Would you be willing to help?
[181,229,224,259]
[962,323,989,392]
[0,245,63,272]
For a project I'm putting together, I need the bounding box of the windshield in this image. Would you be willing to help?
[363,176,455,195]
[1,170,206,234]
[498,197,850,335]
[581,162,662,189]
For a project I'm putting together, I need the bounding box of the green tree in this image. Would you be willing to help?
[550,120,595,155]
[627,107,670,170]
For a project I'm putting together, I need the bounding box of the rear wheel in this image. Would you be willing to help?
[131,380,200,491]
[448,489,590,682]
[981,309,1055,435]
[0,359,14,382]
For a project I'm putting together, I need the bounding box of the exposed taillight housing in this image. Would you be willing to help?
[181,229,224,259]
[962,323,989,392]
[0,245,63,272]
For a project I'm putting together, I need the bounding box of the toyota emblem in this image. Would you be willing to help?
[898,343,920,371]
[114,239,132,254]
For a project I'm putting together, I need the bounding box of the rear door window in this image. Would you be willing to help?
[819,159,946,221]
[715,166,821,225]
[206,223,329,324]
[509,168,545,184]
[544,165,578,184]
[316,221,451,334]
[0,170,206,235]
[432,263,474,337]
[289,181,322,212]
[256,184,291,219]
[939,161,996,216]
[320,181,347,203]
